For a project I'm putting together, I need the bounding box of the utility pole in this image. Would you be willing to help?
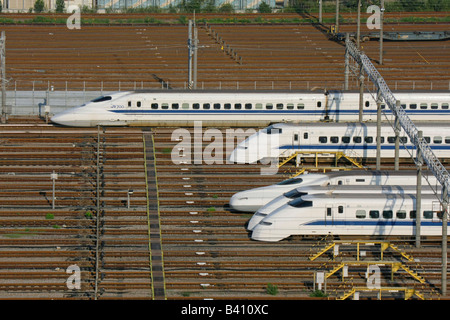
[380,0,384,65]
[416,130,423,248]
[357,0,361,49]
[335,0,339,33]
[319,0,322,23]
[442,174,448,296]
[344,33,349,90]
[1,31,6,124]
[188,19,198,89]
[376,88,382,170]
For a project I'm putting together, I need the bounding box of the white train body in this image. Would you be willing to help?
[50,90,450,127]
[229,121,450,164]
[251,193,447,242]
[229,170,437,212]
[247,184,436,231]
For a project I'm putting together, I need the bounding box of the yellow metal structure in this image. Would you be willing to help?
[337,287,425,300]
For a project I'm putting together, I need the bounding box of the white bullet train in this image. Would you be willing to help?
[246,184,436,231]
[50,89,450,127]
[229,170,437,212]
[228,121,450,164]
[251,192,447,242]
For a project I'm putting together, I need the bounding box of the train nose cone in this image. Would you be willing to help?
[51,112,72,126]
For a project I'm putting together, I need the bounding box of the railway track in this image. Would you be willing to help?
[1,116,450,300]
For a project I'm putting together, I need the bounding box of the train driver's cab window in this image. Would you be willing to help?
[266,126,282,134]
[288,199,312,208]
[277,177,303,185]
[92,96,112,103]
[356,210,366,219]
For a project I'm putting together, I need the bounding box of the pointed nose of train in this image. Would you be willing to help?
[51,107,92,127]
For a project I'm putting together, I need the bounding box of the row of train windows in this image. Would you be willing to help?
[354,209,442,220]
[316,135,450,144]
[328,207,441,219]
[127,102,308,110]
[380,103,450,110]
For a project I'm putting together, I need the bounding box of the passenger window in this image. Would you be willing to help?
[423,211,433,219]
[287,103,294,110]
[317,101,322,108]
[255,103,263,109]
[319,136,327,143]
[382,210,393,219]
[445,137,450,144]
[365,137,373,143]
[203,103,210,109]
[128,101,132,107]
[245,103,252,110]
[193,103,200,109]
[161,103,168,109]
[137,101,142,108]
[420,103,428,109]
[380,104,386,109]
[330,136,339,143]
[297,103,305,109]
[396,210,406,219]
[224,103,231,110]
[294,134,299,142]
[356,210,366,219]
[409,104,417,109]
[338,206,344,214]
[424,137,431,143]
[410,210,416,219]
[342,136,350,144]
[431,103,438,109]
[388,137,395,143]
[326,208,332,217]
[434,136,442,144]
[265,103,273,110]
[400,137,407,144]
[214,103,221,109]
[370,210,379,219]
[304,133,308,139]
[401,104,406,109]
[182,103,189,109]
[235,103,242,110]
[151,103,158,109]
[276,103,283,110]
[172,103,179,109]
[442,103,449,109]
[365,101,370,107]
[353,136,362,143]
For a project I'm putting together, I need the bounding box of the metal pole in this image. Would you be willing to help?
[357,0,361,49]
[380,0,384,65]
[416,130,423,248]
[52,171,56,210]
[193,23,198,90]
[376,88,382,170]
[1,31,6,124]
[94,125,101,300]
[319,0,322,23]
[442,174,448,296]
[188,20,193,89]
[335,0,339,33]
[358,67,364,122]
[344,33,349,90]
[394,100,400,171]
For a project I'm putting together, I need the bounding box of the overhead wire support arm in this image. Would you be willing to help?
[345,37,450,195]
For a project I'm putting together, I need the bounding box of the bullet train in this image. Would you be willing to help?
[50,89,450,127]
[251,192,447,242]
[228,121,450,164]
[246,184,436,231]
[229,169,437,212]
